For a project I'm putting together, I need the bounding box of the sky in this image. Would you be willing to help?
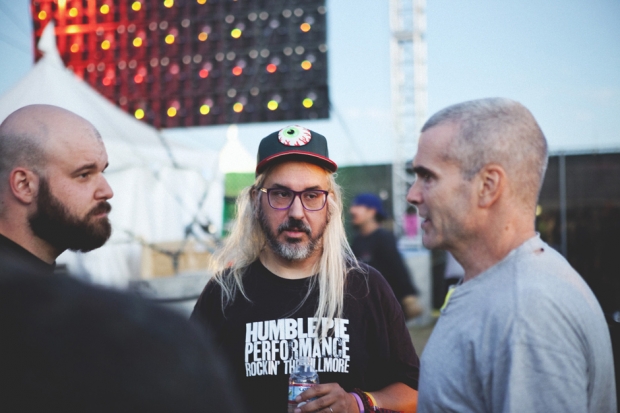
[0,0,619,168]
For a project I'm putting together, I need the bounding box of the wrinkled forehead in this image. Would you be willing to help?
[262,161,331,189]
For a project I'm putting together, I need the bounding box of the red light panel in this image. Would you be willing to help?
[31,0,329,127]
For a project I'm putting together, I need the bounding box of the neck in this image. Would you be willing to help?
[0,220,59,265]
[451,211,536,283]
[358,219,380,236]
[259,246,321,280]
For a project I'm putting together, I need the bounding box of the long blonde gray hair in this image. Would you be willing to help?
[209,164,360,333]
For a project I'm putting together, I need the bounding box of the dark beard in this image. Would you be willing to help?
[28,178,112,253]
[258,208,325,261]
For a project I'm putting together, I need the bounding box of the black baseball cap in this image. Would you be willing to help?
[256,125,338,175]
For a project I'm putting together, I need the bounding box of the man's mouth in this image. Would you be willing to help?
[89,202,112,219]
[419,215,431,229]
[278,219,311,237]
[283,229,305,236]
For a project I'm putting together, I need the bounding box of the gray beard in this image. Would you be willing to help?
[273,242,314,261]
[258,209,324,261]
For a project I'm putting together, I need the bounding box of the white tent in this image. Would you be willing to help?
[219,124,256,173]
[0,23,224,286]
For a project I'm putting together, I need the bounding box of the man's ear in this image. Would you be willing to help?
[250,187,260,218]
[477,164,505,208]
[9,168,39,205]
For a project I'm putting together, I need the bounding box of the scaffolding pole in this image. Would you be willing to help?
[390,0,427,238]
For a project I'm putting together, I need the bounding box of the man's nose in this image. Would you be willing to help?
[287,194,305,219]
[96,175,114,200]
[406,180,421,206]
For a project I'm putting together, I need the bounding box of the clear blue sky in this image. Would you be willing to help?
[1,0,618,166]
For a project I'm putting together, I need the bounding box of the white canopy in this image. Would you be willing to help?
[0,23,224,286]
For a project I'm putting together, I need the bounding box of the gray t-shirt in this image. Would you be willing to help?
[418,236,616,413]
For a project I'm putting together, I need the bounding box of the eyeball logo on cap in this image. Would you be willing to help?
[278,125,311,147]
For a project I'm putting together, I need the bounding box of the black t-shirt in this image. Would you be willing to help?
[0,233,55,277]
[191,260,419,413]
[351,228,417,300]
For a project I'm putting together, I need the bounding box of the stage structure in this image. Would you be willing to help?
[389,0,427,239]
[31,0,329,128]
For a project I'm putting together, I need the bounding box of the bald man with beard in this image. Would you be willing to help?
[0,104,114,276]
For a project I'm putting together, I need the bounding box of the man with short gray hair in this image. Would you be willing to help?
[408,98,616,412]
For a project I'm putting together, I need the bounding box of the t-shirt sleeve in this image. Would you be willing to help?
[364,266,420,390]
[190,278,224,337]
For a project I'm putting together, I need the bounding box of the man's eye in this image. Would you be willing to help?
[272,190,291,198]
[416,172,431,183]
[303,192,319,200]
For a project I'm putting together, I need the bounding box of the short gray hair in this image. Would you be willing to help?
[422,97,548,208]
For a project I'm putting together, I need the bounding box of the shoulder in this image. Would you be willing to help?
[512,244,600,316]
[483,242,608,353]
[346,263,398,301]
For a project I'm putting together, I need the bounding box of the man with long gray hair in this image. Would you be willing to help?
[192,126,420,413]
[408,98,616,412]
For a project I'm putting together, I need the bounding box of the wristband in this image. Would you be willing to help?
[352,388,373,412]
[364,392,378,408]
[350,392,364,413]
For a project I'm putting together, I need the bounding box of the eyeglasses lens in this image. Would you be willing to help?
[268,189,326,210]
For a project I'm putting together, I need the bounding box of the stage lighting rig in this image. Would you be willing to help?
[31,0,329,128]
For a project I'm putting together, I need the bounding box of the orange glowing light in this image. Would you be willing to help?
[38,11,47,20]
[266,64,277,73]
[68,7,78,17]
[70,44,79,53]
[198,32,208,41]
[300,23,311,32]
[101,40,111,50]
[301,60,312,70]
[164,0,174,8]
[197,0,206,4]
[134,74,144,83]
[133,37,143,47]
[232,66,243,76]
[233,103,243,113]
[165,34,175,44]
[102,77,112,86]
[199,69,209,78]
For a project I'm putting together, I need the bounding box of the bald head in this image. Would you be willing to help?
[422,98,548,209]
[0,105,100,192]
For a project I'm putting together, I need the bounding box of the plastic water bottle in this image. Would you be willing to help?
[288,357,319,413]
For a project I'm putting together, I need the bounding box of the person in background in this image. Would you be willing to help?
[408,97,616,412]
[349,193,423,320]
[192,126,419,413]
[0,104,113,276]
